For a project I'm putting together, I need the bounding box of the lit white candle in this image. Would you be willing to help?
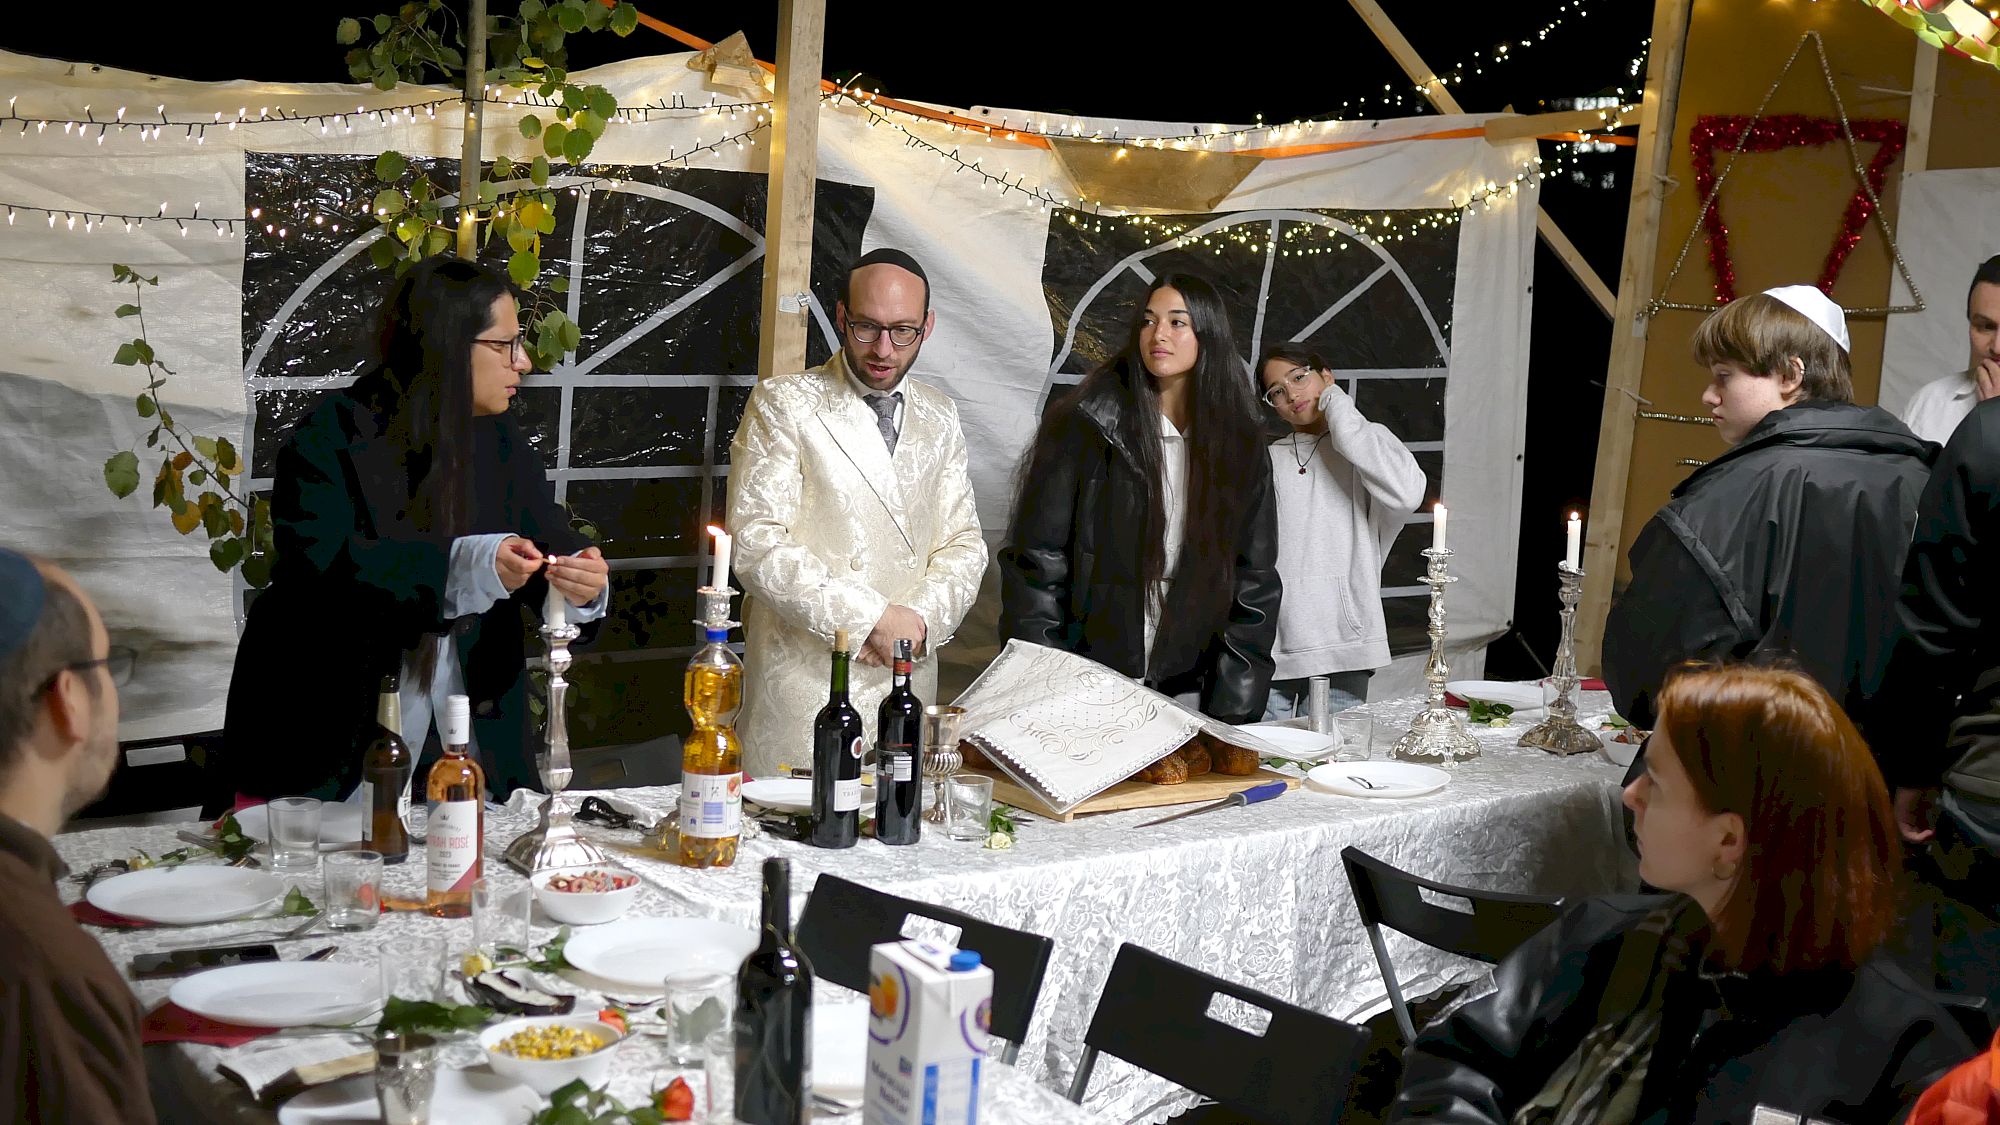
[708,524,732,590]
[1566,512,1583,570]
[1432,502,1447,552]
[543,575,565,631]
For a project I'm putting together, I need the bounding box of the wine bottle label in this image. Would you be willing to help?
[890,749,914,782]
[396,776,412,828]
[835,777,862,812]
[681,771,742,839]
[358,780,373,824]
[425,800,481,894]
[848,735,864,760]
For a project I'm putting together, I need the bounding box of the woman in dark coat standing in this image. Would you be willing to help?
[225,257,608,801]
[999,272,1279,723]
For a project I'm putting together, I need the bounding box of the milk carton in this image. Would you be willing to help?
[864,939,994,1125]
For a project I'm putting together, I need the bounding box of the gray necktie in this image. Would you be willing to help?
[867,392,903,454]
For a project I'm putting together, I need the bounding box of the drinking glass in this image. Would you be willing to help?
[703,1027,736,1123]
[946,774,994,842]
[663,969,734,1066]
[1307,676,1332,735]
[375,1030,438,1125]
[379,936,446,1004]
[266,797,323,874]
[322,851,383,932]
[1332,714,1375,763]
[472,877,532,957]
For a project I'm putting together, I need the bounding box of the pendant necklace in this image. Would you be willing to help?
[1291,432,1328,474]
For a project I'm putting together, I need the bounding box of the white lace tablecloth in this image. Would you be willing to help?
[59,691,1635,1125]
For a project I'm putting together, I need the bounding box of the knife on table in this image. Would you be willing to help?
[1137,781,1290,828]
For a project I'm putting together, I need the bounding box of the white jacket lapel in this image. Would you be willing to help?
[818,357,913,548]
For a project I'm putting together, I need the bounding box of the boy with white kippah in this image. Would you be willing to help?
[1604,285,1934,770]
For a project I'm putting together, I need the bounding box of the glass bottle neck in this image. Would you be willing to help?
[829,650,849,701]
[760,861,791,945]
[377,691,400,733]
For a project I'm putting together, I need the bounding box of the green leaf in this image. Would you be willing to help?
[112,342,143,366]
[200,494,229,539]
[542,121,568,159]
[424,228,451,258]
[396,215,425,244]
[491,155,513,179]
[520,0,545,18]
[587,87,617,121]
[111,263,133,283]
[560,85,589,113]
[133,339,155,366]
[103,451,140,498]
[556,2,585,32]
[506,222,535,255]
[520,55,546,70]
[582,0,609,30]
[518,113,543,140]
[562,127,593,164]
[135,394,156,418]
[558,317,581,352]
[193,435,219,460]
[1466,699,1515,726]
[375,151,408,182]
[372,189,406,218]
[478,179,499,204]
[575,110,606,139]
[215,436,239,472]
[508,250,540,287]
[373,70,399,92]
[548,275,569,294]
[530,155,550,186]
[335,17,361,44]
[115,303,141,318]
[372,12,390,33]
[610,1,638,35]
[376,997,495,1037]
[369,237,401,269]
[240,552,275,589]
[209,537,245,573]
[279,886,317,917]
[187,467,206,486]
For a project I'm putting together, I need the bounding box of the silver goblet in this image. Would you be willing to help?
[921,705,967,824]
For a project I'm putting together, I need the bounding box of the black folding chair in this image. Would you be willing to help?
[1341,845,1565,1044]
[1066,942,1369,1125]
[1938,992,1996,1047]
[794,874,1054,1065]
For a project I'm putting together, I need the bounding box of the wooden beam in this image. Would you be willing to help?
[1345,0,1618,319]
[1905,38,1940,175]
[1573,0,1696,673]
[1482,104,1641,144]
[756,0,825,380]
[455,0,488,259]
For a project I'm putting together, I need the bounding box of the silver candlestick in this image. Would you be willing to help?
[1391,547,1481,764]
[504,611,613,874]
[1518,562,1599,756]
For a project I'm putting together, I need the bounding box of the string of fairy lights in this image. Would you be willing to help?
[0,8,1646,241]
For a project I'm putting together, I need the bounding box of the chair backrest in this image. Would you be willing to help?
[1938,992,1996,1048]
[1341,846,1563,964]
[794,874,1054,1050]
[1069,942,1370,1125]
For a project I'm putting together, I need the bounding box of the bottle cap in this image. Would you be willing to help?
[895,638,912,661]
[703,625,730,643]
[834,628,850,653]
[948,950,982,972]
[444,694,471,743]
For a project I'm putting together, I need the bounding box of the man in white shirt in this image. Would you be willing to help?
[1900,254,2000,444]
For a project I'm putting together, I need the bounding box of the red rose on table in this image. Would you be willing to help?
[658,1075,695,1121]
[597,1007,628,1037]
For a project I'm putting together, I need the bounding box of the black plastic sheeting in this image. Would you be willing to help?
[241,153,870,747]
[1039,206,1460,656]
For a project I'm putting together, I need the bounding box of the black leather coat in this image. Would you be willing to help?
[1604,401,1934,728]
[225,376,592,800]
[1391,895,1973,1125]
[997,383,1280,723]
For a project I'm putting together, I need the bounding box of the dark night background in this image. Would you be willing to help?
[1,0,1651,686]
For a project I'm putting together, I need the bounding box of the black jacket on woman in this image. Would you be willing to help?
[224,376,590,801]
[997,380,1280,723]
[1390,895,1972,1125]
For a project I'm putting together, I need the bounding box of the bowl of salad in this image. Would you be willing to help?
[534,864,641,926]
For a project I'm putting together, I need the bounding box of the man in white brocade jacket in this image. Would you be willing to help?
[727,249,986,776]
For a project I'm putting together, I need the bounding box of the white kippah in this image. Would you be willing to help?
[1760,284,1850,353]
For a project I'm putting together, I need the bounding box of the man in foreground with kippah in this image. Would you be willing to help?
[1603,284,1934,734]
[0,548,155,1123]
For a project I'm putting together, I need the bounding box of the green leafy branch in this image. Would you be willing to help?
[376,996,494,1037]
[101,265,276,586]
[530,1078,670,1125]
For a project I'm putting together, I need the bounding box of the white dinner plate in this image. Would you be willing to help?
[228,802,366,848]
[562,917,759,992]
[1446,680,1546,715]
[815,999,870,1102]
[1306,761,1452,799]
[740,777,875,814]
[1232,724,1339,761]
[86,865,288,925]
[279,1066,541,1124]
[171,961,380,1028]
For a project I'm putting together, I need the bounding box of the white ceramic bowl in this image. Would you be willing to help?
[1597,729,1641,769]
[534,865,641,926]
[479,1016,625,1096]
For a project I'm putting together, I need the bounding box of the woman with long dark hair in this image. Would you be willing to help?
[999,273,1279,723]
[225,256,607,801]
[1390,664,1971,1124]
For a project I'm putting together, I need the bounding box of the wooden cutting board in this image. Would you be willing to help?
[971,766,1300,823]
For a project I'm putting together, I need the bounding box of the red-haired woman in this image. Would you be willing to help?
[1389,665,1973,1125]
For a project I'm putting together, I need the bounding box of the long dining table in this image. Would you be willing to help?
[60,690,1636,1124]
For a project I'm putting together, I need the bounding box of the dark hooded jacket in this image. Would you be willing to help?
[997,378,1280,723]
[1604,401,1935,729]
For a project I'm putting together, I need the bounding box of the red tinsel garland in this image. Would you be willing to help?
[1688,114,1906,304]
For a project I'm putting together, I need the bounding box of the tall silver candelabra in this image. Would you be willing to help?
[504,614,613,874]
[1391,547,1481,764]
[1518,562,1599,756]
